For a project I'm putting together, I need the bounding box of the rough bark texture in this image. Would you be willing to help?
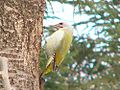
[0,0,45,90]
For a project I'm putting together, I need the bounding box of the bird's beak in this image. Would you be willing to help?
[50,24,59,31]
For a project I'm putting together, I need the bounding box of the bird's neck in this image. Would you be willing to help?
[64,26,73,34]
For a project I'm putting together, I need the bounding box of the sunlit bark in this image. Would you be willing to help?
[0,0,45,90]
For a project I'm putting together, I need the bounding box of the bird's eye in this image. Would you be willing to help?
[59,22,63,25]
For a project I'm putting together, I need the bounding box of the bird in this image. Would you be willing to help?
[40,22,73,77]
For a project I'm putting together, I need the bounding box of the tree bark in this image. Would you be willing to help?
[0,0,45,90]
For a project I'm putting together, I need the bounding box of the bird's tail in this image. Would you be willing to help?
[40,57,53,77]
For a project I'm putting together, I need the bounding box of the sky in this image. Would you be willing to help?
[43,2,91,36]
[43,1,107,40]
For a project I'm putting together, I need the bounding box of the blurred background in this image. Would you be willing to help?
[40,0,120,90]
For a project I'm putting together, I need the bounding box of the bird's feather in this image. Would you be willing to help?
[40,24,73,76]
[46,30,65,67]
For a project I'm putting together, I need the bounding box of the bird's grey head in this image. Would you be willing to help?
[51,22,73,33]
[51,22,70,29]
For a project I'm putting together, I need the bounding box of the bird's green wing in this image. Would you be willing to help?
[45,29,65,71]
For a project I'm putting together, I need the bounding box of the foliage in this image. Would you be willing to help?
[40,0,120,90]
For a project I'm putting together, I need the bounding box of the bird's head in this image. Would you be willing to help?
[51,22,71,30]
[50,22,73,34]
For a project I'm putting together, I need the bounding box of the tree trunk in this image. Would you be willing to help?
[0,0,45,90]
